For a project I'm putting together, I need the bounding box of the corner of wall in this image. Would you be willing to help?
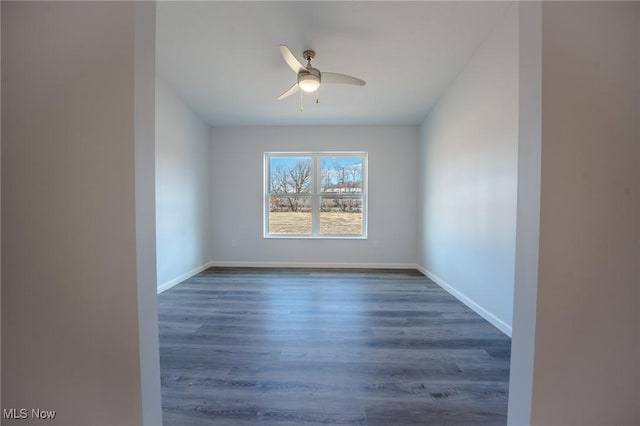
[155,74,214,291]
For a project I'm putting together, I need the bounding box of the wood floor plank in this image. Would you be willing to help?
[159,267,511,425]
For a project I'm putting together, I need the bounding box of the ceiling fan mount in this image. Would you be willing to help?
[302,49,316,62]
[276,45,366,101]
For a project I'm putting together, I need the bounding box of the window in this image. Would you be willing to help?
[264,152,367,238]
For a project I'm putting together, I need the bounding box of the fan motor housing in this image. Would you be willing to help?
[298,67,320,79]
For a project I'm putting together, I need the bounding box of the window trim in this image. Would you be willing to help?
[264,151,368,239]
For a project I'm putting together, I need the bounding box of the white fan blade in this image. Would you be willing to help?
[280,45,305,73]
[276,83,300,100]
[321,72,366,86]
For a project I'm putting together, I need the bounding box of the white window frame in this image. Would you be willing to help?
[264,151,368,239]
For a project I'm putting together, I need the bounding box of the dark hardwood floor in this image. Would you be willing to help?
[158,268,511,425]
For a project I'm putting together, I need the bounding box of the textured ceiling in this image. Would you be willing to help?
[157,1,511,126]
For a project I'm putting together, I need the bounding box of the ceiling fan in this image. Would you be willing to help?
[276,45,366,101]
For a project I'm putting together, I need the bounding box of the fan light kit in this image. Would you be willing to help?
[298,74,320,92]
[277,45,366,111]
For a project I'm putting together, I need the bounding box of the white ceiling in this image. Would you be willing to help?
[156,1,511,127]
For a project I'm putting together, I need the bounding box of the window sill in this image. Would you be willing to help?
[264,234,367,240]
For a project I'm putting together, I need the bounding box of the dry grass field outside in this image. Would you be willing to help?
[269,212,362,235]
[269,212,312,234]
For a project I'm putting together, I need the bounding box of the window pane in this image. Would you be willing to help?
[320,157,363,194]
[269,196,311,234]
[320,197,363,235]
[269,157,312,194]
[265,152,367,238]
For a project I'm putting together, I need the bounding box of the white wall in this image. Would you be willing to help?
[2,2,160,425]
[418,5,518,335]
[134,3,162,425]
[156,78,212,291]
[528,2,640,424]
[210,126,419,267]
[0,2,3,411]
[507,2,541,424]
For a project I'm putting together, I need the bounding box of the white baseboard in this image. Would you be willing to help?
[416,266,512,337]
[208,261,420,270]
[157,261,215,294]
